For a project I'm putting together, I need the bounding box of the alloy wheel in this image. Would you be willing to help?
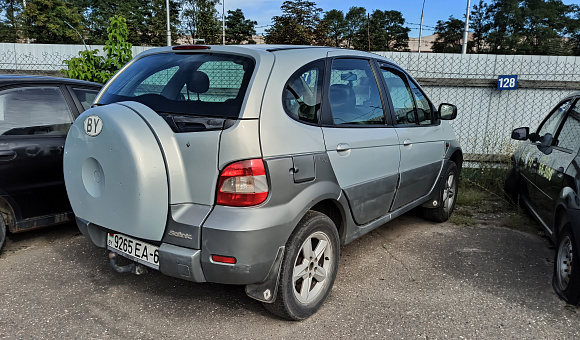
[292,231,334,304]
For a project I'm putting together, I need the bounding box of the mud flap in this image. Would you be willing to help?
[245,246,284,303]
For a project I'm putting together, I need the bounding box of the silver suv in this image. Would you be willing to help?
[63,45,462,320]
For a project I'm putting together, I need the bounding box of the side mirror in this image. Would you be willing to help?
[511,127,529,141]
[439,103,457,120]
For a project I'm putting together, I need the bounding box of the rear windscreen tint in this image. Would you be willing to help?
[98,53,255,118]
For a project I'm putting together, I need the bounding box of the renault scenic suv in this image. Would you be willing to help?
[63,45,462,320]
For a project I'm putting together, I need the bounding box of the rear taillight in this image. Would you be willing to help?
[216,159,269,207]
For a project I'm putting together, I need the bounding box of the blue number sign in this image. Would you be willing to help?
[497,75,518,91]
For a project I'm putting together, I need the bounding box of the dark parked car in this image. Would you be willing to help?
[0,75,101,252]
[506,91,580,304]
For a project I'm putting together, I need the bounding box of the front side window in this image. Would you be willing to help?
[537,100,572,143]
[556,100,580,151]
[328,59,385,125]
[283,60,324,124]
[0,87,72,136]
[381,69,416,125]
[99,53,255,118]
[409,82,433,125]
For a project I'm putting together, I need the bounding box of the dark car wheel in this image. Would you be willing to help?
[552,218,580,305]
[422,161,458,223]
[0,213,6,253]
[264,211,339,320]
[504,167,519,204]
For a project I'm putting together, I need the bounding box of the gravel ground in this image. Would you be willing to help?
[0,214,578,339]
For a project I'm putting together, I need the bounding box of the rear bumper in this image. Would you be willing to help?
[76,217,207,283]
[76,204,294,285]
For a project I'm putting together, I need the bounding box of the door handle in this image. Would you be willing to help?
[336,143,351,152]
[403,139,412,146]
[557,166,565,178]
[0,150,16,161]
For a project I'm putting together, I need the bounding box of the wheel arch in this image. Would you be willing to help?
[309,199,347,245]
[449,149,463,171]
[554,187,580,239]
[0,197,16,233]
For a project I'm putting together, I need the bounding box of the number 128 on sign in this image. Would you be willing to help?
[497,75,518,91]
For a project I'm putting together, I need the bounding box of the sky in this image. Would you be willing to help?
[218,0,580,38]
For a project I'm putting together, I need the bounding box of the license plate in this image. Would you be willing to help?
[107,233,159,270]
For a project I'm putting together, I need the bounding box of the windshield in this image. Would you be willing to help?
[98,52,255,118]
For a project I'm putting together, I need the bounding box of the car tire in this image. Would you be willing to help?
[422,161,459,223]
[0,213,6,253]
[552,218,580,305]
[504,167,519,204]
[263,211,340,320]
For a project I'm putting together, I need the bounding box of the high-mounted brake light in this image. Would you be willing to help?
[216,159,269,207]
[172,45,211,50]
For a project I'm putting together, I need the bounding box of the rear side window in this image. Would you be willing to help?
[72,88,99,111]
[283,60,324,124]
[0,87,72,136]
[99,53,255,118]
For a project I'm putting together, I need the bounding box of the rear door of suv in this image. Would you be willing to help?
[321,55,400,225]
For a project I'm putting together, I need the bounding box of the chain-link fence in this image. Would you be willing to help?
[2,43,579,164]
[0,43,154,77]
[377,52,580,163]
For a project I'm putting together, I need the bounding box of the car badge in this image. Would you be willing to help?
[84,115,103,137]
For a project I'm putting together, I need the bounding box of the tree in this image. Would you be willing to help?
[344,6,366,49]
[21,0,84,44]
[470,0,491,53]
[264,0,324,45]
[323,9,346,47]
[431,16,466,53]
[180,0,221,44]
[80,0,147,45]
[0,0,22,42]
[485,0,525,54]
[353,10,410,52]
[147,0,180,46]
[63,16,132,83]
[571,6,580,55]
[225,9,256,44]
[518,0,575,55]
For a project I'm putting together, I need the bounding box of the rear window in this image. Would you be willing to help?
[98,53,255,118]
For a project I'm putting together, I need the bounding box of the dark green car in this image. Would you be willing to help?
[507,91,580,304]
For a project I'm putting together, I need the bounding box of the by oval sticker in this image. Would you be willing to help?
[84,115,103,137]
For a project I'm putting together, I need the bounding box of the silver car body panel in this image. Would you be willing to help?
[259,48,327,158]
[65,45,462,290]
[322,126,401,224]
[391,124,448,210]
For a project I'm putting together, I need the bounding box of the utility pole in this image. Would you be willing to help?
[418,0,426,55]
[461,0,471,54]
[166,0,171,46]
[222,0,225,45]
[23,0,29,43]
[367,13,370,52]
